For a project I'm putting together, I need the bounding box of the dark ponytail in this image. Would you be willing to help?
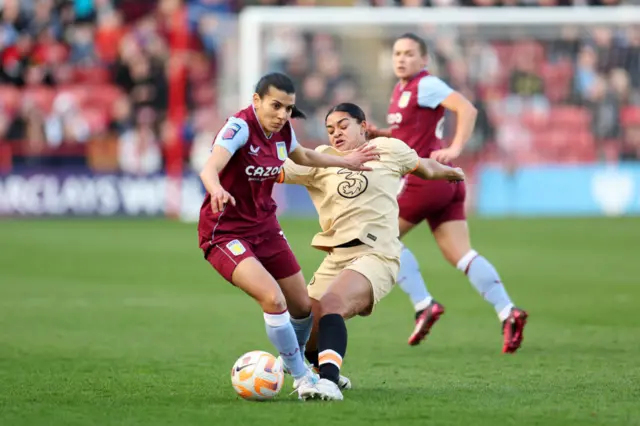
[291,105,307,119]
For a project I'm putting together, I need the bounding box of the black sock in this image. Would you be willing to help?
[305,349,319,369]
[318,313,347,385]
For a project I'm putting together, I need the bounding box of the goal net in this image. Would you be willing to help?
[238,7,640,165]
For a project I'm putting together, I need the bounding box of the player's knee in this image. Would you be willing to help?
[436,241,469,267]
[259,289,287,314]
[288,296,312,319]
[318,292,348,318]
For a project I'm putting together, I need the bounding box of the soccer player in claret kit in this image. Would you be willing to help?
[197,73,378,399]
[278,103,465,400]
[367,33,528,353]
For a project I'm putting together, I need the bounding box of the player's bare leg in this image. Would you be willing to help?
[298,270,372,401]
[278,272,311,319]
[432,220,528,353]
[304,299,322,367]
[398,217,417,239]
[277,272,314,360]
[230,258,316,394]
[397,217,446,346]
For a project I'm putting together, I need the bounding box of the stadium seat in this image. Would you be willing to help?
[83,85,125,109]
[543,64,573,103]
[82,107,109,133]
[0,85,21,113]
[55,85,91,107]
[512,41,546,72]
[621,106,640,126]
[520,111,549,130]
[492,43,516,75]
[531,128,592,162]
[548,106,591,129]
[73,67,111,84]
[22,86,56,113]
[601,139,622,163]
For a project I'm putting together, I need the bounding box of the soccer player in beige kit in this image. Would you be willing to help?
[277,103,465,401]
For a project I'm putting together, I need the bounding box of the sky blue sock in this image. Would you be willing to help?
[397,245,433,311]
[264,311,307,378]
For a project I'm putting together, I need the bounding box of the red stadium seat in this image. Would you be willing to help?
[548,106,591,130]
[73,67,111,84]
[571,131,596,162]
[22,86,56,113]
[577,143,597,163]
[82,107,109,133]
[55,85,91,106]
[532,130,562,150]
[544,77,572,103]
[492,43,516,74]
[542,60,574,103]
[0,85,21,113]
[83,84,124,109]
[520,111,549,130]
[53,84,123,110]
[621,106,640,126]
[601,139,621,163]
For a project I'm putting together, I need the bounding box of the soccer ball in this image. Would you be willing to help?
[230,350,284,401]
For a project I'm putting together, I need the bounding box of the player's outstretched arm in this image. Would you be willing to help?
[365,123,394,139]
[200,145,236,213]
[411,158,465,182]
[288,144,379,171]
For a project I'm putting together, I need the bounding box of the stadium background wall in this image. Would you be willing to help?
[1,5,640,218]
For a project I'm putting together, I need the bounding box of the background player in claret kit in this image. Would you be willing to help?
[278,103,465,401]
[367,33,528,353]
[197,73,378,398]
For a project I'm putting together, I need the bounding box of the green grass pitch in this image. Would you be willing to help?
[1,217,639,425]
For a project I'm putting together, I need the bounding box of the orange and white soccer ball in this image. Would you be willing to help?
[231,350,284,401]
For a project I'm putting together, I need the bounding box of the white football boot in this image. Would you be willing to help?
[300,378,344,401]
[278,356,351,390]
[337,374,352,390]
[292,369,319,400]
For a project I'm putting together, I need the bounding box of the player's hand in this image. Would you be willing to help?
[210,186,236,213]
[342,143,380,171]
[366,123,394,139]
[430,146,462,164]
[447,167,465,183]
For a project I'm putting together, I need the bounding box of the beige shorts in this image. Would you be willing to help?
[307,245,400,316]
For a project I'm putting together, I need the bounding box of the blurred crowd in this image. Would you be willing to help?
[0,0,229,174]
[1,0,640,176]
[271,25,640,165]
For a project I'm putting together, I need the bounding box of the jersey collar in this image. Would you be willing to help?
[398,68,429,90]
[252,105,273,139]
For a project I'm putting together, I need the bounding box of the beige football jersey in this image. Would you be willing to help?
[278,137,420,257]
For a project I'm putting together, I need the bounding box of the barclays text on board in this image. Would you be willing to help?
[0,171,313,219]
[3,164,640,218]
[0,172,205,217]
[476,164,640,217]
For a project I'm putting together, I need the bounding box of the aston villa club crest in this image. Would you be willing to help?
[276,142,288,161]
[398,91,412,108]
[226,239,246,256]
